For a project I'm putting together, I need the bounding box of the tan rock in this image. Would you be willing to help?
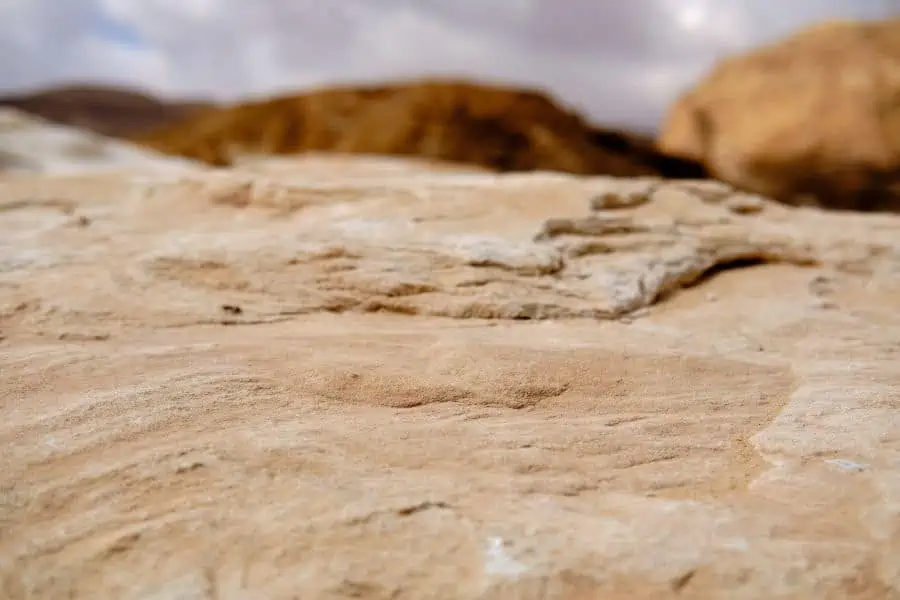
[1,156,900,599]
[0,108,202,176]
[657,18,900,212]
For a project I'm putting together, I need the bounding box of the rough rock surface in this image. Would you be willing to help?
[132,79,709,180]
[657,18,900,212]
[2,155,900,599]
[0,84,213,138]
[0,108,202,175]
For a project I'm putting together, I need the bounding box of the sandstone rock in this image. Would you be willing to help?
[0,83,213,138]
[657,18,900,212]
[1,156,900,598]
[0,108,202,175]
[133,79,709,179]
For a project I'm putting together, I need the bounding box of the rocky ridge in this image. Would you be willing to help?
[131,79,709,180]
[0,83,213,138]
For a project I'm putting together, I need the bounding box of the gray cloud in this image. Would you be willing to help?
[0,0,896,131]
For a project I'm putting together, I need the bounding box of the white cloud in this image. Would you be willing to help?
[0,0,896,131]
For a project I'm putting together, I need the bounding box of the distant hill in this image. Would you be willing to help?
[0,83,215,138]
[132,79,708,179]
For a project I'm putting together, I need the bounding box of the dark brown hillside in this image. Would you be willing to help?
[0,83,214,138]
[133,79,708,179]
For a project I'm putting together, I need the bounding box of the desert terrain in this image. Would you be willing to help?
[2,107,900,598]
[2,16,899,600]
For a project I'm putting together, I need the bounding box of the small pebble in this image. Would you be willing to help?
[220,304,243,315]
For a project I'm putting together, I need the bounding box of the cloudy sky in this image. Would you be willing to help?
[0,0,896,131]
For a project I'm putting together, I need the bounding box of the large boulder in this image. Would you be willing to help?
[658,18,900,212]
[2,154,900,598]
[132,78,709,179]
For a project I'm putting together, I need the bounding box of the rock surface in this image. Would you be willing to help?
[0,108,202,175]
[657,18,900,212]
[0,84,213,139]
[132,79,709,180]
[2,153,900,599]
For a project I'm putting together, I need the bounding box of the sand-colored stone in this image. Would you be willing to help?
[658,18,900,212]
[132,79,709,180]
[0,108,202,175]
[2,152,900,599]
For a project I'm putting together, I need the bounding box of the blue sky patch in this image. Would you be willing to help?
[95,14,143,47]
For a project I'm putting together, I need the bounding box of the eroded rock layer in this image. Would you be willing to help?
[1,157,899,599]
